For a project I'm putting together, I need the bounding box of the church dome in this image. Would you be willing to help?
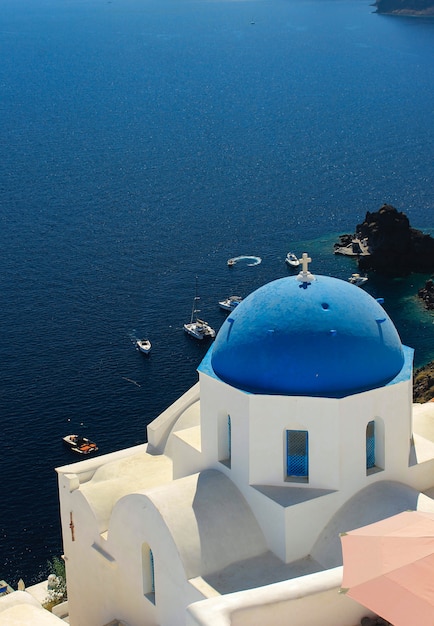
[210,268,404,398]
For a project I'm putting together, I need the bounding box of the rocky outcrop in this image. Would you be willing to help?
[413,361,434,403]
[337,204,434,277]
[418,279,434,310]
[374,0,434,15]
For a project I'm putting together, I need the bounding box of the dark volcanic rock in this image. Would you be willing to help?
[413,362,434,403]
[418,278,434,310]
[340,204,434,276]
[374,0,434,15]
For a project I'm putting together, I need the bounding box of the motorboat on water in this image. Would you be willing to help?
[285,252,300,268]
[63,434,98,455]
[218,295,242,312]
[184,277,216,340]
[348,273,368,287]
[227,255,262,267]
[136,339,151,354]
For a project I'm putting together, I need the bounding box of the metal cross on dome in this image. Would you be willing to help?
[297,252,315,286]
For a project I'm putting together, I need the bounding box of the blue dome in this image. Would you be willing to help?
[210,275,404,397]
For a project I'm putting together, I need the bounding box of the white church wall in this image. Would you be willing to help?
[186,567,371,626]
[58,455,177,626]
[338,392,377,493]
[228,396,253,484]
[107,491,194,626]
[242,485,287,559]
[287,395,341,489]
[108,513,158,626]
[406,455,434,492]
[197,373,228,467]
[372,380,413,475]
[58,444,149,494]
[59,486,125,626]
[104,471,269,626]
[225,392,341,562]
[147,383,200,454]
[171,427,204,480]
[288,395,341,489]
[66,541,119,626]
[163,398,201,457]
[198,377,343,491]
[198,373,251,484]
[406,402,434,491]
[282,493,342,563]
[337,380,412,496]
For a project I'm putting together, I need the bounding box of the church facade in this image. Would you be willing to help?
[57,257,434,626]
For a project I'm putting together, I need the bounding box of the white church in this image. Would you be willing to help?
[4,255,434,626]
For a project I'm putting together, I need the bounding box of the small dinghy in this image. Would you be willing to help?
[136,339,151,354]
[63,434,98,455]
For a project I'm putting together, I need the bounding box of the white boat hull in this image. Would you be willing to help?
[184,321,215,340]
[137,339,151,354]
[285,253,300,268]
[218,296,242,311]
[185,278,216,340]
[348,274,368,287]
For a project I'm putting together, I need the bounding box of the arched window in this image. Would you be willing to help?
[286,430,309,482]
[228,415,232,461]
[219,413,231,468]
[150,549,155,594]
[142,544,155,604]
[366,418,385,475]
[366,420,375,470]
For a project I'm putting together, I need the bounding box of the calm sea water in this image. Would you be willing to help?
[1,0,434,586]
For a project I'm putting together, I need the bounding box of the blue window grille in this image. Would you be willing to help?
[149,549,155,593]
[286,430,308,478]
[366,421,375,469]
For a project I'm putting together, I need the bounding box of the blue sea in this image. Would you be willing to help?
[1,0,434,586]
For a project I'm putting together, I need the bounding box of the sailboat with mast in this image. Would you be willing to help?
[183,277,216,340]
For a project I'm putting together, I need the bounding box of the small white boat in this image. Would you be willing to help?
[348,273,368,287]
[184,277,216,340]
[136,339,151,354]
[63,434,98,455]
[219,295,242,311]
[285,252,300,268]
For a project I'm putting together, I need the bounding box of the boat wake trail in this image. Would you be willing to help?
[122,377,142,388]
[227,255,262,267]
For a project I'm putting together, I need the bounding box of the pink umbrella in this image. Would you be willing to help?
[340,510,434,626]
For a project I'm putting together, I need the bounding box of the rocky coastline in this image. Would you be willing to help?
[414,362,434,403]
[335,204,434,402]
[418,279,434,310]
[374,0,434,15]
[334,204,434,277]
